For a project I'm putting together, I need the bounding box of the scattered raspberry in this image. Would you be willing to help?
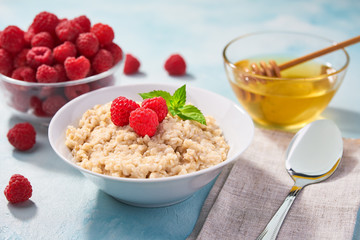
[142,97,168,123]
[53,41,76,63]
[31,11,59,34]
[0,25,25,53]
[30,96,47,117]
[64,56,90,80]
[13,48,30,68]
[90,23,114,46]
[76,32,99,57]
[42,95,67,116]
[31,32,54,49]
[36,64,58,83]
[92,49,113,73]
[7,122,36,151]
[110,96,140,126]
[129,107,159,137]
[123,54,140,75]
[53,63,68,82]
[0,48,13,76]
[104,42,123,64]
[64,84,90,100]
[164,54,186,76]
[72,15,91,33]
[11,67,36,82]
[55,20,80,42]
[4,174,32,203]
[26,46,53,68]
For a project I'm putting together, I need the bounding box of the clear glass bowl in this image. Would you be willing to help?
[223,31,349,131]
[0,61,121,125]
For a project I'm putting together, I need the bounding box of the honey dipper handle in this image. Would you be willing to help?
[278,35,360,70]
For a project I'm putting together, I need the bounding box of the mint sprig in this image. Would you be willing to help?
[139,85,207,125]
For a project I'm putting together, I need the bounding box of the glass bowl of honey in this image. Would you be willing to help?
[223,31,349,131]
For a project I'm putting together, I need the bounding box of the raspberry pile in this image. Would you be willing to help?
[110,96,168,137]
[4,174,32,204]
[0,11,123,117]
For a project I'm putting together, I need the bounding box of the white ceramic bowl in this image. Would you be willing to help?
[48,83,254,207]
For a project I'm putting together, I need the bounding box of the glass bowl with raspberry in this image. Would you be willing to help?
[0,11,123,125]
[0,61,121,124]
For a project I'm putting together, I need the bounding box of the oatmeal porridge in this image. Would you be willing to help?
[65,102,229,178]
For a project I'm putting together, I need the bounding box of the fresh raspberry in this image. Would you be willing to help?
[42,95,67,116]
[53,41,76,63]
[53,63,68,82]
[30,96,47,117]
[104,42,123,64]
[26,46,53,68]
[0,48,13,76]
[164,54,186,76]
[129,107,159,137]
[72,15,91,33]
[64,56,90,80]
[31,32,54,48]
[92,49,113,73]
[55,20,80,42]
[123,54,140,75]
[141,97,168,123]
[11,93,31,112]
[64,84,90,100]
[90,23,114,46]
[36,64,58,83]
[110,96,140,126]
[13,48,30,68]
[31,11,59,34]
[7,122,36,151]
[38,86,56,98]
[0,25,25,53]
[90,77,114,90]
[24,26,35,46]
[76,32,99,57]
[4,174,32,203]
[11,67,36,82]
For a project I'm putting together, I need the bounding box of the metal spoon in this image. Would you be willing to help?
[257,119,343,240]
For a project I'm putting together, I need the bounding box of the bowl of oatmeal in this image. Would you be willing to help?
[48,83,254,207]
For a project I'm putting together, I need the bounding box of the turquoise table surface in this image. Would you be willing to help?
[1,0,360,239]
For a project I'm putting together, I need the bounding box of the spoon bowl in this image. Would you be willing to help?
[286,119,343,185]
[257,119,343,240]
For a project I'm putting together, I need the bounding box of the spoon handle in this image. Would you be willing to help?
[256,185,302,240]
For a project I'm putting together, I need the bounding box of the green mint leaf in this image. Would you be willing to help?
[139,90,172,105]
[177,105,207,125]
[138,85,207,125]
[168,106,180,116]
[170,84,186,108]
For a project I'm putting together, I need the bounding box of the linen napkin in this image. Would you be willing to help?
[188,127,360,240]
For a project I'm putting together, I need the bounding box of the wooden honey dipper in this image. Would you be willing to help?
[248,35,360,77]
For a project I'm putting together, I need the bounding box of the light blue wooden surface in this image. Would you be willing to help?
[1,0,360,239]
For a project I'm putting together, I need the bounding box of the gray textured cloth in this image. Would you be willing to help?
[188,128,360,240]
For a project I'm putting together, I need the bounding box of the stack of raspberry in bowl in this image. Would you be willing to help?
[0,11,123,124]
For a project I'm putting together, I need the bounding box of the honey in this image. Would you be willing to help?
[230,57,339,131]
